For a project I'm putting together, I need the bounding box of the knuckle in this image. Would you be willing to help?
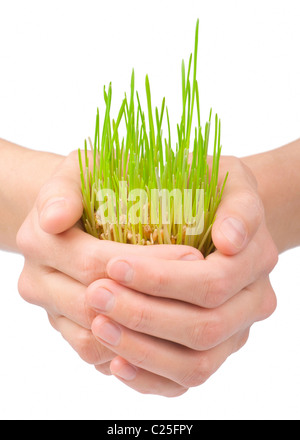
[75,328,102,365]
[200,314,225,349]
[47,313,59,331]
[258,228,279,276]
[15,227,26,253]
[252,196,264,225]
[149,267,166,297]
[211,274,228,307]
[189,270,215,307]
[80,249,106,285]
[260,284,278,320]
[180,354,212,388]
[188,321,204,350]
[203,269,229,308]
[266,242,279,273]
[130,347,153,369]
[241,190,264,226]
[190,312,224,350]
[189,280,205,307]
[235,329,250,353]
[229,156,259,189]
[239,160,259,188]
[127,303,152,333]
[17,269,36,305]
[16,222,34,256]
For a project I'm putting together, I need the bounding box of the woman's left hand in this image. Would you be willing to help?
[86,156,278,397]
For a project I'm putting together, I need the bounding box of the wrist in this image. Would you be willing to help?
[0,139,64,251]
[21,148,64,213]
[242,140,300,254]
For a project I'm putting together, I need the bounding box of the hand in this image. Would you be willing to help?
[16,151,202,374]
[86,156,278,397]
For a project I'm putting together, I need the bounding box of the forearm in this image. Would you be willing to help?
[243,139,300,254]
[0,139,64,252]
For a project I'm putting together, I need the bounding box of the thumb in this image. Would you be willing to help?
[212,158,264,255]
[37,151,83,234]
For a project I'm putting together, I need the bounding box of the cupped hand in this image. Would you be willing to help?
[16,151,202,374]
[86,156,278,396]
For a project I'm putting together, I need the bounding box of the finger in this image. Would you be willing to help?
[106,225,277,308]
[20,255,212,339]
[86,277,276,350]
[212,157,264,255]
[48,314,115,365]
[110,357,188,397]
[18,261,94,329]
[36,151,83,234]
[19,211,202,286]
[47,229,202,286]
[91,315,250,389]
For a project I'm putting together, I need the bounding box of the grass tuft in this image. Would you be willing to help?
[78,19,228,257]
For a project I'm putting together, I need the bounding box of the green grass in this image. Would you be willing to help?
[78,19,228,257]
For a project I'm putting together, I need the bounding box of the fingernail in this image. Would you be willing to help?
[180,253,200,261]
[114,363,137,381]
[42,197,66,218]
[94,320,121,346]
[107,260,134,283]
[219,217,247,249]
[90,287,115,313]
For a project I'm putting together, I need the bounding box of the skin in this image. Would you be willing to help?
[1,138,300,397]
[0,139,62,250]
[243,139,300,254]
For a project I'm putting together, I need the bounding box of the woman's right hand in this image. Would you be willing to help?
[16,151,202,375]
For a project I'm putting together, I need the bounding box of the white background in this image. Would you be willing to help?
[0,0,299,420]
